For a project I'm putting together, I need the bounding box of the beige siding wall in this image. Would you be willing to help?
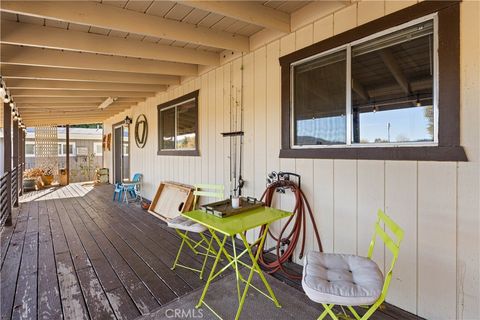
[103,1,480,319]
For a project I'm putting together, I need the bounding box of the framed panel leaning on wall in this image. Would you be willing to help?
[157,90,200,156]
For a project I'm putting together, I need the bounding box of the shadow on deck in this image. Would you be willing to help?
[0,183,420,320]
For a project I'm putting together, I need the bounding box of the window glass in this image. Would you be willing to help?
[351,20,434,144]
[26,143,35,156]
[293,50,347,145]
[176,100,197,150]
[93,142,103,156]
[160,107,176,150]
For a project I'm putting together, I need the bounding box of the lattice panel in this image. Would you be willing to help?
[35,126,59,177]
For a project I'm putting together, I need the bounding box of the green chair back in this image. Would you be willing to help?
[367,209,404,301]
[193,184,224,208]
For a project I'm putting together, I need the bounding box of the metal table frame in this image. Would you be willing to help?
[181,207,291,320]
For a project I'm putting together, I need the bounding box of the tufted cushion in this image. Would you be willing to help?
[167,216,207,233]
[302,251,383,306]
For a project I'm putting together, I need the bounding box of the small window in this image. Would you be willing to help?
[58,142,76,156]
[25,142,35,157]
[157,90,199,156]
[93,142,103,156]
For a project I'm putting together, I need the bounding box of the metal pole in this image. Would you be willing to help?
[3,102,12,226]
[12,118,18,207]
[66,124,70,185]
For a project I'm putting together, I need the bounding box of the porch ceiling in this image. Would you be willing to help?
[0,0,332,126]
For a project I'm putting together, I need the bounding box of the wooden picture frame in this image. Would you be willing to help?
[148,182,195,222]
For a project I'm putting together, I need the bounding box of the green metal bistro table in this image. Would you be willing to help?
[181,207,292,320]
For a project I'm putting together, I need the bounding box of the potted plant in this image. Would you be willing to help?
[41,165,55,186]
[23,168,43,191]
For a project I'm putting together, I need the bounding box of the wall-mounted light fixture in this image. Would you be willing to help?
[124,116,132,126]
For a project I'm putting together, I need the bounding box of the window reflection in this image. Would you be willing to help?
[351,20,434,144]
[293,50,346,145]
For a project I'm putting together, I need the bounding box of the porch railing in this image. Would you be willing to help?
[1,164,23,228]
[0,171,10,226]
[11,166,18,206]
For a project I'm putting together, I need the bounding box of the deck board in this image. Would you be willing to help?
[0,183,421,320]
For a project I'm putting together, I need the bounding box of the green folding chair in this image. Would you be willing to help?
[168,184,224,279]
[302,209,404,320]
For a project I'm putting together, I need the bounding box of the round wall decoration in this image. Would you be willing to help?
[134,114,148,148]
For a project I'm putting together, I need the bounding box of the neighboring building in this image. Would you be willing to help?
[25,127,103,182]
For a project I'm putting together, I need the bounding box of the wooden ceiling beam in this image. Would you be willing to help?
[1,45,198,76]
[10,89,156,98]
[0,1,249,52]
[1,65,180,85]
[13,97,143,103]
[378,49,411,95]
[181,1,290,33]
[1,20,219,66]
[6,79,166,92]
[17,103,132,108]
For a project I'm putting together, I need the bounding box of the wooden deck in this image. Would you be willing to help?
[0,183,419,320]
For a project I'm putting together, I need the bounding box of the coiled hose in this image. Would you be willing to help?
[255,179,323,279]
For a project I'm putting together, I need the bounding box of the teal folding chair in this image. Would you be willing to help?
[168,184,224,279]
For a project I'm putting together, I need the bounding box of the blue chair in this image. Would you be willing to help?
[113,182,123,201]
[122,173,143,203]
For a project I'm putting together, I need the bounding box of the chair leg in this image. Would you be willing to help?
[319,304,339,320]
[199,235,214,279]
[171,236,186,271]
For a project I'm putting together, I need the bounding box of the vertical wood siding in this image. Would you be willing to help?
[103,1,480,319]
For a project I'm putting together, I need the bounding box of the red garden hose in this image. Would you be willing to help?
[255,179,323,280]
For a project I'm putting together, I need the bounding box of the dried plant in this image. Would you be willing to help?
[23,168,43,179]
[41,165,55,176]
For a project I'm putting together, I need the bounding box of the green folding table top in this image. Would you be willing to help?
[181,207,292,236]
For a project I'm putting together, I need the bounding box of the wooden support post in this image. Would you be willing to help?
[19,127,24,196]
[12,118,19,207]
[3,102,12,226]
[66,124,70,185]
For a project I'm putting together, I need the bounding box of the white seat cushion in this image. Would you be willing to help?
[302,251,383,306]
[167,216,207,233]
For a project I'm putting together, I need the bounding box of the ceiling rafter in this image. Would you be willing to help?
[1,44,198,76]
[180,1,291,33]
[9,89,157,98]
[12,97,144,103]
[1,65,180,85]
[6,79,166,92]
[0,0,250,51]
[1,20,220,66]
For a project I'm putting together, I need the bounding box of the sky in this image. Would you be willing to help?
[296,105,433,144]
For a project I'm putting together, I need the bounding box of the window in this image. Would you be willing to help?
[279,2,466,161]
[93,142,103,156]
[292,19,435,147]
[58,142,76,156]
[157,90,199,156]
[25,142,35,157]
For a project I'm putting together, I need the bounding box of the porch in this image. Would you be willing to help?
[1,183,418,320]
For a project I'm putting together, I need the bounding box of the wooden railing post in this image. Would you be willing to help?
[19,126,24,196]
[3,102,12,226]
[12,118,18,207]
[66,124,70,185]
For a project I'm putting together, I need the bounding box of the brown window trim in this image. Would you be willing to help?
[157,90,200,156]
[279,1,467,162]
